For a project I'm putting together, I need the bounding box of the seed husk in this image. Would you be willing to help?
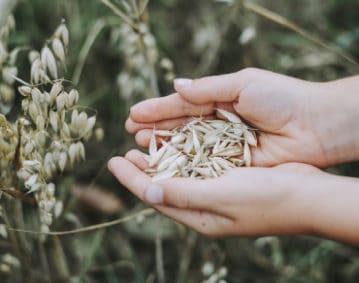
[146,109,257,180]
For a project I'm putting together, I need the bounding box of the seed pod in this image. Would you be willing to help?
[216,108,242,123]
[149,143,168,167]
[58,152,67,172]
[36,116,45,131]
[171,132,186,144]
[54,22,69,48]
[18,86,32,97]
[41,46,58,79]
[84,116,96,134]
[29,50,40,63]
[149,130,158,155]
[49,111,58,132]
[68,143,77,165]
[51,38,65,63]
[56,92,66,111]
[2,66,17,84]
[61,122,71,138]
[31,87,43,103]
[152,169,178,182]
[244,130,257,147]
[76,142,85,160]
[24,142,34,154]
[68,89,79,107]
[54,201,63,218]
[157,152,181,172]
[49,81,63,102]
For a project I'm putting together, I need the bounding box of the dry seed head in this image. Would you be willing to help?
[41,45,58,79]
[54,22,69,48]
[51,38,66,64]
[146,109,257,181]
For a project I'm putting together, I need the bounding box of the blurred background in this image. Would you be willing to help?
[1,0,359,282]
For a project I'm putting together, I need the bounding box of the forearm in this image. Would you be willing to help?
[313,76,359,165]
[298,172,359,244]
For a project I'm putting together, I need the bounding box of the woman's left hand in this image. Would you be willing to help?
[108,150,322,238]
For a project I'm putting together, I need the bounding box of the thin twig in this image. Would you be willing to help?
[72,18,120,85]
[89,259,135,273]
[243,1,357,65]
[195,2,240,76]
[138,0,150,17]
[100,0,137,30]
[155,216,165,283]
[7,208,155,236]
[177,231,198,283]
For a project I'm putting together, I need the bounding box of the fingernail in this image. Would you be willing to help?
[174,78,193,89]
[145,184,163,204]
[107,157,119,172]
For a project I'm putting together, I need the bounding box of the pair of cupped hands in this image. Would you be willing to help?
[108,68,359,243]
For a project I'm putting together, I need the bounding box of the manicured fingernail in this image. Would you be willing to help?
[145,184,163,204]
[174,78,193,88]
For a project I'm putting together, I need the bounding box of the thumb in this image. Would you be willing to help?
[173,68,256,104]
[144,177,220,211]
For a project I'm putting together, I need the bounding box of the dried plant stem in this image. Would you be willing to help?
[243,1,357,65]
[136,17,160,98]
[138,0,150,17]
[38,238,51,283]
[78,230,105,281]
[100,0,137,30]
[130,0,140,18]
[177,231,198,283]
[89,260,135,273]
[10,121,32,258]
[195,1,240,76]
[8,208,155,236]
[2,200,22,259]
[72,18,120,85]
[155,217,165,283]
[50,236,70,281]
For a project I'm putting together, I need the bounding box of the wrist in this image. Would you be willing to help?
[298,172,359,243]
[264,167,322,236]
[310,78,359,165]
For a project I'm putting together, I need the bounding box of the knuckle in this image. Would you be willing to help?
[237,67,260,79]
[125,118,135,133]
[124,149,138,159]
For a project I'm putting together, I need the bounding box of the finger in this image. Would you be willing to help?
[109,156,233,218]
[134,114,215,148]
[129,93,214,123]
[108,157,150,200]
[146,177,225,212]
[125,116,192,134]
[174,71,247,104]
[135,129,155,148]
[124,149,149,170]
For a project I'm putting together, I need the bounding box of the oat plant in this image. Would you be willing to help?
[0,17,97,279]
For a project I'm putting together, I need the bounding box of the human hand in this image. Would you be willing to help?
[126,69,359,167]
[108,150,321,237]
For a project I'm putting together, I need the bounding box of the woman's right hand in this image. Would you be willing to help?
[126,68,359,167]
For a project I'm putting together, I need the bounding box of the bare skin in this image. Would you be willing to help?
[109,68,359,244]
